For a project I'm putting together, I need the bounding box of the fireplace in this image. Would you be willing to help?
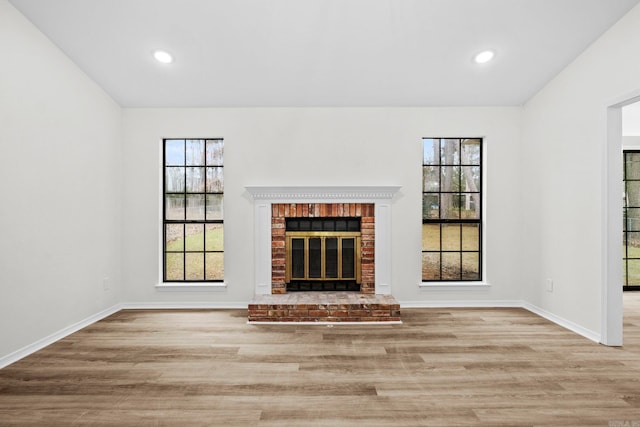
[246,186,400,296]
[273,207,373,293]
[246,186,401,323]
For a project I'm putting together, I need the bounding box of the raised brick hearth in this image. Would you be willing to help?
[248,292,401,323]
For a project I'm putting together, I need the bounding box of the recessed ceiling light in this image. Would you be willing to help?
[153,50,174,64]
[474,50,495,64]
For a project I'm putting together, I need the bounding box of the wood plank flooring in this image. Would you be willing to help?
[1,295,640,426]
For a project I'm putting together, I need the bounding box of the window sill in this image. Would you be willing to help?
[419,282,490,290]
[155,282,227,292]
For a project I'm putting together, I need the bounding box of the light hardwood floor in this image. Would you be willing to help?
[1,295,640,426]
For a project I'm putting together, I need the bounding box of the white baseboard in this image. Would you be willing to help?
[120,302,248,310]
[523,302,601,343]
[399,300,523,308]
[0,304,122,369]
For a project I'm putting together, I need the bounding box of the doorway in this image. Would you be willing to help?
[605,95,640,346]
[623,149,640,291]
[623,102,640,291]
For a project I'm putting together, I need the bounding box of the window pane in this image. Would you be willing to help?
[460,194,480,219]
[627,232,640,253]
[441,139,460,165]
[205,253,224,280]
[461,166,480,191]
[626,182,640,207]
[206,194,223,220]
[627,259,640,286]
[165,140,185,166]
[206,167,224,193]
[165,224,184,251]
[462,224,480,250]
[165,167,185,192]
[423,139,440,165]
[165,195,185,220]
[442,253,461,280]
[206,139,224,166]
[186,194,205,220]
[441,166,460,192]
[461,139,481,165]
[205,224,224,251]
[462,252,480,280]
[423,194,439,220]
[422,253,440,280]
[185,253,204,280]
[627,208,640,231]
[186,167,205,193]
[625,152,640,178]
[185,224,204,251]
[423,166,439,191]
[186,140,205,166]
[441,194,460,219]
[165,253,184,280]
[441,224,461,251]
[422,223,440,251]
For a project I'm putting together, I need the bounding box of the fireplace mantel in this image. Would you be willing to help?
[245,186,401,202]
[246,185,401,295]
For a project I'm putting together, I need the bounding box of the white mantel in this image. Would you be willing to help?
[245,185,401,295]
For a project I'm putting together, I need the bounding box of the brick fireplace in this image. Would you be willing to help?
[271,202,375,294]
[245,186,401,323]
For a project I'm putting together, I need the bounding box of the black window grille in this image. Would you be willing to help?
[163,139,224,282]
[623,150,640,291]
[422,138,482,281]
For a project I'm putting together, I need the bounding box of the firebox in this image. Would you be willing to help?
[285,218,361,291]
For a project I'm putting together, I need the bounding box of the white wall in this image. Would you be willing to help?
[623,102,640,136]
[623,136,640,149]
[0,0,123,361]
[521,3,640,339]
[122,107,522,306]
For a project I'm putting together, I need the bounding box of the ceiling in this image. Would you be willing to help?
[9,0,640,108]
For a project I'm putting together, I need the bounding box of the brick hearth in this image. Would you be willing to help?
[248,292,401,323]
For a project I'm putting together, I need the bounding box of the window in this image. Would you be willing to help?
[623,150,640,290]
[422,138,482,281]
[163,139,224,282]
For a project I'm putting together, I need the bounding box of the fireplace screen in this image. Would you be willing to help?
[285,218,361,290]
